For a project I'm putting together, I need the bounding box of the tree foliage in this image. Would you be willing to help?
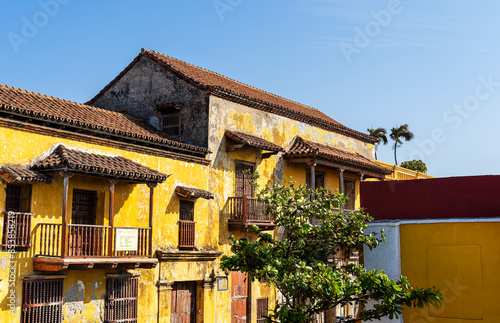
[221,178,442,323]
[390,124,414,165]
[400,159,427,173]
[367,127,388,160]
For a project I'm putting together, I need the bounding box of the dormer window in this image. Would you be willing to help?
[155,103,183,137]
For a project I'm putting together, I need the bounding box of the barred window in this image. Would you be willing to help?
[22,278,63,323]
[160,112,181,137]
[105,276,139,323]
[257,298,269,323]
[6,183,31,212]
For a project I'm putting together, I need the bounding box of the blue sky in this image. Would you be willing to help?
[1,0,500,177]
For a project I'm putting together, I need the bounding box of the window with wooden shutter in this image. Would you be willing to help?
[171,281,197,323]
[22,278,64,323]
[257,298,269,323]
[6,183,32,212]
[3,184,33,251]
[178,200,195,249]
[235,162,254,197]
[105,276,139,323]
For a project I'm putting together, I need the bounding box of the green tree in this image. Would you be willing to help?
[221,178,442,323]
[367,127,388,160]
[390,124,414,165]
[400,160,427,173]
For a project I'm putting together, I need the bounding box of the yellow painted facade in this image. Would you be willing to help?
[400,223,500,323]
[0,51,385,322]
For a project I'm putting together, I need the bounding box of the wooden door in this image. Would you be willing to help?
[171,281,196,323]
[235,162,254,197]
[70,190,97,256]
[231,271,248,323]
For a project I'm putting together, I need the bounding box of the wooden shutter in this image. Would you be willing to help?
[231,271,248,323]
[22,278,63,323]
[171,281,197,323]
[257,298,269,323]
[105,276,139,323]
[72,190,97,225]
[5,184,31,212]
[235,162,254,197]
[179,200,196,248]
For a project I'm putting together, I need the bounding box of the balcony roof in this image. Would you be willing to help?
[284,136,393,177]
[0,166,55,183]
[225,130,284,153]
[32,145,169,183]
[175,185,214,199]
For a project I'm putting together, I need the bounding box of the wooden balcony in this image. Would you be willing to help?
[33,223,157,271]
[227,196,275,231]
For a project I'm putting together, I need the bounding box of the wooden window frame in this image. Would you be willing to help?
[160,111,181,137]
[3,184,33,251]
[178,200,196,249]
[343,177,356,211]
[104,275,139,323]
[235,161,255,197]
[5,183,32,213]
[22,277,64,323]
[257,297,269,323]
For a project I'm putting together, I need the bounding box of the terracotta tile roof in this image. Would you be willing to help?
[175,185,214,199]
[225,130,284,152]
[0,166,54,183]
[285,137,392,176]
[32,145,170,183]
[0,83,209,157]
[88,49,376,144]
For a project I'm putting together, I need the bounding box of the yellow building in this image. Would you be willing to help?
[375,160,434,181]
[0,48,391,322]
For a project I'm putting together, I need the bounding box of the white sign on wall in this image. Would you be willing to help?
[115,228,139,251]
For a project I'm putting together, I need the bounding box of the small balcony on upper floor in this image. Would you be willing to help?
[226,196,275,231]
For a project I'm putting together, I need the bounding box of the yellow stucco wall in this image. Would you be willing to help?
[0,126,215,322]
[0,91,374,322]
[400,222,500,323]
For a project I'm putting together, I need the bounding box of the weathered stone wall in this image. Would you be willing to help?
[91,57,210,148]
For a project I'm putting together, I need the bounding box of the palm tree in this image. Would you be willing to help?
[367,127,388,160]
[390,124,414,165]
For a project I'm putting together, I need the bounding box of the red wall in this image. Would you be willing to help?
[360,175,500,220]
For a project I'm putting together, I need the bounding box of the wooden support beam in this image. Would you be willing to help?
[60,173,73,258]
[148,183,157,257]
[108,179,118,257]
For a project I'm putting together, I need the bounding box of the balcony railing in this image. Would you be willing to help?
[36,223,151,258]
[178,220,196,249]
[227,196,275,230]
[2,211,33,250]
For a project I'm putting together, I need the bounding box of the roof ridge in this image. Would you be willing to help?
[142,49,327,115]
